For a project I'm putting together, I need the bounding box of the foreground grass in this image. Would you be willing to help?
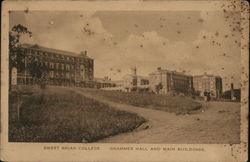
[80,89,202,115]
[9,87,146,142]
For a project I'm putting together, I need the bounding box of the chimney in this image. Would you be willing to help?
[80,50,87,56]
[131,67,137,76]
[231,83,235,100]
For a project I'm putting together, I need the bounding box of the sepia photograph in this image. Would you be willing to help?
[8,7,243,143]
[1,0,248,161]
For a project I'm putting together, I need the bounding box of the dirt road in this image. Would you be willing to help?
[74,89,240,144]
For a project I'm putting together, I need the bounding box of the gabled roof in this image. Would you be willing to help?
[21,43,93,59]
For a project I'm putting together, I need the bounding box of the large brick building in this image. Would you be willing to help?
[149,67,193,95]
[11,44,94,87]
[193,73,223,98]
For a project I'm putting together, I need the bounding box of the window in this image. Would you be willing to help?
[61,63,64,70]
[141,79,149,85]
[66,64,70,70]
[49,71,54,78]
[50,62,54,69]
[56,63,59,69]
[27,50,31,54]
[66,72,70,78]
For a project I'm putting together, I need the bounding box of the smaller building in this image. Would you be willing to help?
[193,73,223,98]
[122,67,149,92]
[122,74,149,92]
[94,77,123,91]
[94,76,115,89]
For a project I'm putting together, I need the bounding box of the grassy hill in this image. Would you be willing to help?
[80,89,202,115]
[9,87,146,142]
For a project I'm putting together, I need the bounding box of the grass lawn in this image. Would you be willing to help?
[80,89,202,115]
[9,87,146,142]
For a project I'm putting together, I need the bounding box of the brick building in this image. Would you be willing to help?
[149,67,193,95]
[193,73,223,98]
[11,44,94,87]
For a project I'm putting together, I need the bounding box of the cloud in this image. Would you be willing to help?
[11,11,241,90]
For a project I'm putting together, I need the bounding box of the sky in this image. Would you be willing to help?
[9,10,242,91]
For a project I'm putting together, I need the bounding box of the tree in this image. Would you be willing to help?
[9,24,32,70]
[9,24,32,89]
[9,24,48,88]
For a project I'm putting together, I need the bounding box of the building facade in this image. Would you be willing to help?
[122,67,149,92]
[122,74,149,92]
[193,73,223,98]
[149,67,193,95]
[12,44,94,87]
[94,77,123,91]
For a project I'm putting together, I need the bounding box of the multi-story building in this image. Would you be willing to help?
[149,67,193,95]
[11,44,94,87]
[193,73,223,98]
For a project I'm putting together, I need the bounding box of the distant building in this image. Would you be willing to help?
[222,88,240,101]
[94,76,124,91]
[122,67,149,92]
[193,73,223,98]
[149,67,193,95]
[12,44,94,87]
[94,76,113,89]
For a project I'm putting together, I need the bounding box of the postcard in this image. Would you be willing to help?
[1,0,248,161]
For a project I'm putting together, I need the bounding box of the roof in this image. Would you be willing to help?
[193,73,221,78]
[94,77,122,84]
[21,43,93,59]
[149,69,192,77]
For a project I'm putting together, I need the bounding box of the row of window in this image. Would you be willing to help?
[140,79,149,85]
[49,71,81,79]
[22,48,93,64]
[25,60,93,72]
